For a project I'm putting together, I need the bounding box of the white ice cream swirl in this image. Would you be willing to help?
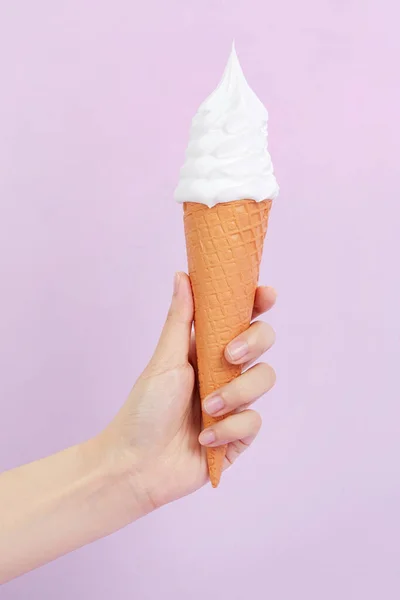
[174,44,279,207]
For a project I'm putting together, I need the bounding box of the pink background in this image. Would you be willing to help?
[1,1,399,598]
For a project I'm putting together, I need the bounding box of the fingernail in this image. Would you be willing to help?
[173,272,180,296]
[199,429,216,446]
[204,396,224,415]
[227,340,248,362]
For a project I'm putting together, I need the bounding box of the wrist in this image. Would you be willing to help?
[82,431,155,524]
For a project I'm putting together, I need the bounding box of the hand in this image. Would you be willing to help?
[98,272,276,514]
[0,272,276,581]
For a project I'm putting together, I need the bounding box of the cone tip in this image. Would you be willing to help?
[207,445,225,488]
[210,473,221,488]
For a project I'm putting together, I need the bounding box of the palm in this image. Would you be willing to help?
[126,337,208,507]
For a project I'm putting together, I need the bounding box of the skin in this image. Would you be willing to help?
[0,272,276,583]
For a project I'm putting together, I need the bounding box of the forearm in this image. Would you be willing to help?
[0,437,147,583]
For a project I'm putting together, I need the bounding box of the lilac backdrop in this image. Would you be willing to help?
[1,1,399,598]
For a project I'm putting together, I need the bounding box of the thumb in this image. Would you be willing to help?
[150,272,194,370]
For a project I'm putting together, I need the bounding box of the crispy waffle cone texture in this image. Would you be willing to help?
[183,199,272,487]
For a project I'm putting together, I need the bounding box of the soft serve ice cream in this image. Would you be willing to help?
[174,43,279,207]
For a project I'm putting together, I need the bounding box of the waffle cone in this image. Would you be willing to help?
[183,199,272,487]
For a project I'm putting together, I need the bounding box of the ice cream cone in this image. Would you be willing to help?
[183,198,272,487]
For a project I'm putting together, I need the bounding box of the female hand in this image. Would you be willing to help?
[0,272,276,582]
[98,272,276,513]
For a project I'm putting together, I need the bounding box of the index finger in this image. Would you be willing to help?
[252,286,277,320]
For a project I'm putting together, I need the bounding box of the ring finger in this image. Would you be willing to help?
[202,362,276,418]
[199,409,262,448]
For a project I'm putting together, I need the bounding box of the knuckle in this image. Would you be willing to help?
[166,306,176,322]
[223,386,245,408]
[270,366,277,385]
[255,362,276,383]
[265,364,277,385]
[249,410,262,432]
[255,361,269,375]
[166,306,190,326]
[251,321,275,352]
[223,376,248,406]
[261,323,276,348]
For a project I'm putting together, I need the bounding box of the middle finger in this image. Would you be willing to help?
[224,321,276,365]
